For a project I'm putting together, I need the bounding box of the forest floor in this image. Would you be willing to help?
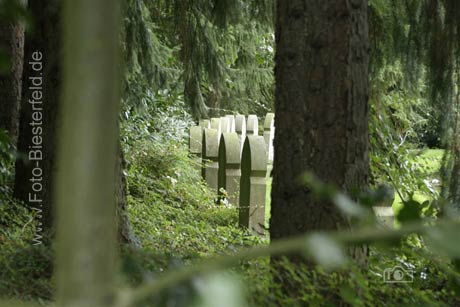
[0,144,448,305]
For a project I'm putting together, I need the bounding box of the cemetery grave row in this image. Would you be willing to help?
[189,114,394,234]
[190,114,274,234]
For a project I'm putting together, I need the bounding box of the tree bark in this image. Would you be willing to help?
[0,0,27,142]
[270,0,369,258]
[116,140,141,247]
[12,0,139,246]
[56,0,121,305]
[13,0,60,232]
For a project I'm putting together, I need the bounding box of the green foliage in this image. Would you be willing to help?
[121,88,194,146]
[242,238,460,307]
[0,130,16,194]
[369,62,439,207]
[0,133,49,302]
[0,192,52,303]
[0,242,53,303]
[121,101,265,261]
[123,0,274,119]
[0,0,31,28]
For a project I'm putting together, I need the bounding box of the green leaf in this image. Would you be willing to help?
[396,199,422,223]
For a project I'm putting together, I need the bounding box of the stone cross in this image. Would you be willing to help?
[246,115,258,136]
[263,113,275,162]
[218,132,241,205]
[202,128,220,192]
[239,135,267,234]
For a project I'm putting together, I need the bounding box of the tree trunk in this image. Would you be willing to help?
[0,0,27,142]
[13,0,60,233]
[116,140,141,247]
[55,0,121,305]
[270,0,369,258]
[13,0,138,246]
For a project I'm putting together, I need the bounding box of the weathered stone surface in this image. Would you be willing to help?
[202,128,220,192]
[263,113,275,162]
[225,115,236,132]
[210,117,222,141]
[189,126,202,154]
[373,206,394,228]
[199,119,211,129]
[239,135,267,234]
[189,126,203,173]
[220,116,231,133]
[235,115,246,152]
[246,115,258,136]
[235,115,246,133]
[210,117,221,130]
[218,133,241,205]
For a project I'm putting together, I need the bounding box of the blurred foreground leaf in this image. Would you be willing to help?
[194,273,245,307]
[305,234,348,269]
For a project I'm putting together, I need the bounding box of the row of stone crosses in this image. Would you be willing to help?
[189,113,275,234]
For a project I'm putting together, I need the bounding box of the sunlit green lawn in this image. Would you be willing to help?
[392,148,444,215]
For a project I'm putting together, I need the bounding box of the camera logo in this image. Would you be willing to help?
[383,266,414,283]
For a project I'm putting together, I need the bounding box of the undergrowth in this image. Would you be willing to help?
[0,101,458,306]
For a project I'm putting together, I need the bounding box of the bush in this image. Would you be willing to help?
[243,240,460,307]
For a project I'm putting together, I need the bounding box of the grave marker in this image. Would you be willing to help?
[199,119,211,129]
[235,115,246,152]
[218,133,241,205]
[220,117,231,133]
[246,115,258,136]
[189,126,203,172]
[210,118,222,141]
[202,128,219,192]
[373,206,394,228]
[239,135,267,234]
[225,115,236,132]
[263,113,275,162]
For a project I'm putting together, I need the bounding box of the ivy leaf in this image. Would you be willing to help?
[396,199,422,223]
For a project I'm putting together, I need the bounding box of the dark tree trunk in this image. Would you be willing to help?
[13,0,61,232]
[13,0,138,244]
[270,0,369,257]
[116,141,141,247]
[0,0,26,142]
